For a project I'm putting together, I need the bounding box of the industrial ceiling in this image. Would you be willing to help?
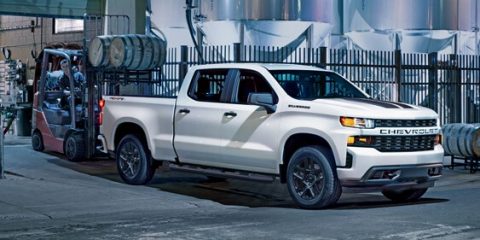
[0,0,105,18]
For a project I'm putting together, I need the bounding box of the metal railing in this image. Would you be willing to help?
[110,44,480,125]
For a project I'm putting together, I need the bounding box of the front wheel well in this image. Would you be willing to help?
[280,133,335,183]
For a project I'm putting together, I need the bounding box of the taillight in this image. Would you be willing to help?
[98,98,105,125]
[98,112,104,125]
[99,98,105,109]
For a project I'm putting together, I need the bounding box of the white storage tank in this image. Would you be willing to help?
[342,0,480,54]
[197,0,333,48]
[150,0,334,52]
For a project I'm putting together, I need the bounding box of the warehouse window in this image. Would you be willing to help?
[53,18,83,34]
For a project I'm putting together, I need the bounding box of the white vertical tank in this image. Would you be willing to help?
[150,0,334,50]
[342,0,480,54]
[197,0,333,48]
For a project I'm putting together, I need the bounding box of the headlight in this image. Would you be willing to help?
[340,117,375,129]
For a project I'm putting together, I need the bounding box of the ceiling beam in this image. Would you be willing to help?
[0,0,105,18]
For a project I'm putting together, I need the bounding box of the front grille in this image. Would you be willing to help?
[375,119,437,128]
[372,135,436,152]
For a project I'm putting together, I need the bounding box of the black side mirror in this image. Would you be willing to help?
[247,93,276,114]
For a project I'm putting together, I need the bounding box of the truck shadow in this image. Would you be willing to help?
[331,197,448,210]
[149,174,449,209]
[47,156,448,210]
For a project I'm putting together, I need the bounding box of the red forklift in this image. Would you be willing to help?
[31,14,129,161]
[31,44,101,162]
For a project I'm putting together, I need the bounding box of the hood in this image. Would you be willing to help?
[309,98,438,119]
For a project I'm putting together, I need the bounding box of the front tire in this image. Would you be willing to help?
[382,188,428,202]
[64,133,85,162]
[286,146,341,209]
[116,134,155,185]
[32,130,44,152]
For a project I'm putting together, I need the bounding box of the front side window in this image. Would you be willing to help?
[269,70,367,100]
[235,70,276,104]
[188,69,228,102]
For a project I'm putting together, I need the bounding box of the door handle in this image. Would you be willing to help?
[224,111,237,117]
[178,108,190,114]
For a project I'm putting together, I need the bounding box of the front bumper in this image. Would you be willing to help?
[337,145,444,189]
[341,163,442,191]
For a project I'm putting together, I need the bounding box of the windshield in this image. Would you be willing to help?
[269,70,368,100]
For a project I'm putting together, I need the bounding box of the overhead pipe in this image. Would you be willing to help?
[145,0,168,48]
[186,0,204,62]
[145,0,152,36]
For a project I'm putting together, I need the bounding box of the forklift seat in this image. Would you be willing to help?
[42,107,70,125]
[42,91,70,125]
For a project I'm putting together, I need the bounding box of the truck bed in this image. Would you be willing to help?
[101,96,178,161]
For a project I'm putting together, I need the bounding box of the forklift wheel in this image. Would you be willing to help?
[32,131,44,152]
[64,133,86,162]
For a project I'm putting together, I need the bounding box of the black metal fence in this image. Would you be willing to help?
[123,44,480,125]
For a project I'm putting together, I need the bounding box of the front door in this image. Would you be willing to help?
[174,69,232,167]
[218,69,279,174]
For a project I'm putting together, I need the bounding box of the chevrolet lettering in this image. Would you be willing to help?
[379,128,439,135]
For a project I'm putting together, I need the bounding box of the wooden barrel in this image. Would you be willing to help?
[109,34,166,70]
[442,123,480,157]
[88,35,114,67]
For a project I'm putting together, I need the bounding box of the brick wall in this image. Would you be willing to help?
[0,16,83,80]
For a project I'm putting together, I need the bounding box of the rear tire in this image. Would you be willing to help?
[64,133,86,162]
[286,146,341,209]
[32,130,44,152]
[382,188,428,202]
[116,134,155,185]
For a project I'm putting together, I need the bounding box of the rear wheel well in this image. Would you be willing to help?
[114,123,148,151]
[280,134,335,183]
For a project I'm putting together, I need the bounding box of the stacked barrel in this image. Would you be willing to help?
[442,124,480,158]
[88,34,166,70]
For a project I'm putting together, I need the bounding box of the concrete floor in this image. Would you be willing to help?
[1,136,480,239]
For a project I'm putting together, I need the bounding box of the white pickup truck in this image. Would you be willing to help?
[98,63,444,209]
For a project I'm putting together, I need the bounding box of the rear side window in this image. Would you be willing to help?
[188,69,228,102]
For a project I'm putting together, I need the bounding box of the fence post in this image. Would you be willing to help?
[395,50,402,102]
[319,47,327,68]
[179,45,188,87]
[449,53,462,123]
[428,52,438,111]
[0,108,4,179]
[233,43,242,62]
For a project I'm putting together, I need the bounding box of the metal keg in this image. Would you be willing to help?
[442,123,480,157]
